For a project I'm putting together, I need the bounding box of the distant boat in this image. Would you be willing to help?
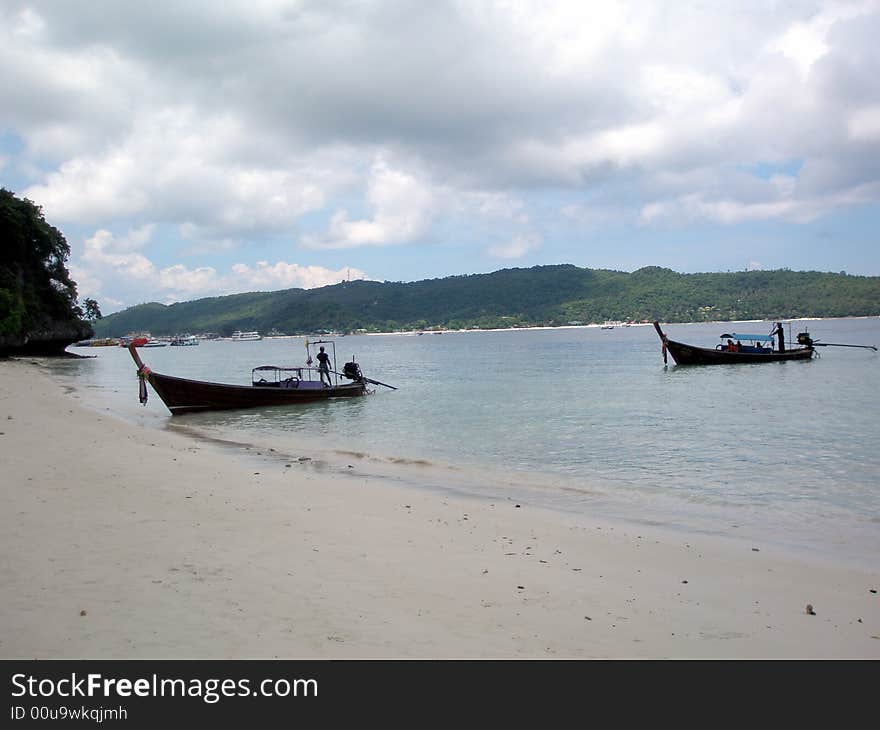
[85,338,119,347]
[170,335,199,346]
[142,338,168,348]
[230,331,261,341]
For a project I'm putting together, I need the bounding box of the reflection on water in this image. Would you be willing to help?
[48,318,880,567]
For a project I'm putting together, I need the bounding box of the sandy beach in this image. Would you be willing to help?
[1,356,877,659]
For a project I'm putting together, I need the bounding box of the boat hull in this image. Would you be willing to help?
[145,370,366,415]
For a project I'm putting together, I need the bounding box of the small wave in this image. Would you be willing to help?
[168,424,254,451]
[388,457,434,466]
[335,449,368,460]
[331,448,445,468]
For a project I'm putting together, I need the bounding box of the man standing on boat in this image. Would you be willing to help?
[317,346,332,387]
[771,322,785,352]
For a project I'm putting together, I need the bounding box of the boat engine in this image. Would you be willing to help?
[796,332,814,347]
[342,361,363,381]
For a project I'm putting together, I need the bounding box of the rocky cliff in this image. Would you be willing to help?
[0,318,93,356]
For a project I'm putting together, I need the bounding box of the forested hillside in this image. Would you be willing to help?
[93,265,880,337]
[0,189,92,354]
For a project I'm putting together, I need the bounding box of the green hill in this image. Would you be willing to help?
[93,265,880,337]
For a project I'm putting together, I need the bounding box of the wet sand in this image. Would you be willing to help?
[1,357,878,658]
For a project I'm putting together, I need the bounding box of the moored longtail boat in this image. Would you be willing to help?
[652,321,815,365]
[127,338,394,415]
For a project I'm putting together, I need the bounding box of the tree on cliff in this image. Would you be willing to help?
[82,297,102,321]
[0,188,93,354]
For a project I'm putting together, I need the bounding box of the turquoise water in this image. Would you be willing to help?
[53,318,880,567]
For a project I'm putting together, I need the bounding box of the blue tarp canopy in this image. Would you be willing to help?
[723,333,775,341]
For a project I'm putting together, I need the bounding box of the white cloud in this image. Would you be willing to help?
[157,264,220,297]
[81,229,157,280]
[302,157,434,249]
[848,105,880,141]
[768,2,874,78]
[228,261,366,290]
[10,6,46,38]
[639,189,843,227]
[3,0,880,283]
[72,228,370,309]
[113,224,155,252]
[467,192,527,222]
[487,233,542,259]
[772,20,831,78]
[22,108,337,236]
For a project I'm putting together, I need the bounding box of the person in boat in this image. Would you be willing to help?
[316,346,332,386]
[726,338,737,352]
[771,322,785,352]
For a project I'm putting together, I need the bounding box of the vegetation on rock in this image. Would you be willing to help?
[0,188,93,354]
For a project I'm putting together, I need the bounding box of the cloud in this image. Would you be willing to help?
[467,192,527,222]
[639,174,880,228]
[81,228,157,280]
[21,108,337,237]
[3,0,880,283]
[849,105,880,142]
[487,233,542,259]
[73,228,369,309]
[228,261,367,290]
[301,157,434,249]
[640,193,811,226]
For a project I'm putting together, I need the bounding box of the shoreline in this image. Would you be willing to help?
[1,356,878,658]
[48,352,880,573]
[91,314,880,341]
[362,315,878,337]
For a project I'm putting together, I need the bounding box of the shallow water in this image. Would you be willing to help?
[52,318,880,568]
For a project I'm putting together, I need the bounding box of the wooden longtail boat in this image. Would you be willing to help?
[652,321,815,365]
[127,338,394,415]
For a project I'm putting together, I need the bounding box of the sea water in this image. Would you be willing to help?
[51,318,880,568]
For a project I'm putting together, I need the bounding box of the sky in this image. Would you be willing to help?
[2,0,879,314]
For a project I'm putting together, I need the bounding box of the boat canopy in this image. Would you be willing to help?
[720,333,776,342]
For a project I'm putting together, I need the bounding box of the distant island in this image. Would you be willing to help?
[94,265,880,337]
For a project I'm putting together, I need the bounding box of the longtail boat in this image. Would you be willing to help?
[652,321,876,365]
[129,338,394,415]
[652,321,815,365]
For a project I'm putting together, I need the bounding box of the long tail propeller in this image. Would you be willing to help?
[332,368,398,390]
[812,340,878,351]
